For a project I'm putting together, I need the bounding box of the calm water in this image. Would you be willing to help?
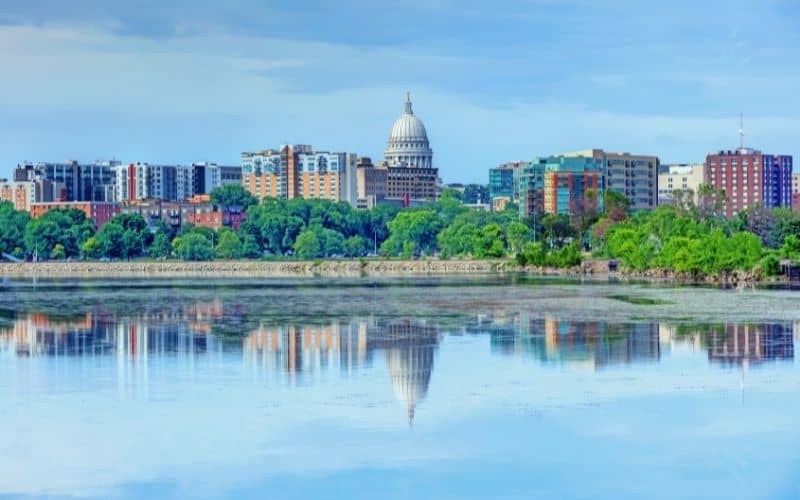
[1,277,799,499]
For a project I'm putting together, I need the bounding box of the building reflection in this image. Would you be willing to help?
[488,313,661,369]
[1,301,795,422]
[0,303,223,358]
[705,323,794,366]
[243,318,439,426]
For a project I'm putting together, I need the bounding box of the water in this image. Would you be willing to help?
[1,277,799,499]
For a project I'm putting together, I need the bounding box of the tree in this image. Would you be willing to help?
[149,231,172,259]
[24,209,94,260]
[215,228,242,259]
[603,190,630,222]
[82,237,102,259]
[540,214,575,249]
[381,210,443,257]
[293,228,321,259]
[96,223,126,259]
[506,222,533,254]
[343,235,368,258]
[210,184,258,212]
[696,184,726,221]
[51,243,66,260]
[173,232,214,261]
[0,202,30,258]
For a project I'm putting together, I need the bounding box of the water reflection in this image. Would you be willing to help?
[0,301,796,421]
[243,319,438,425]
[488,315,661,368]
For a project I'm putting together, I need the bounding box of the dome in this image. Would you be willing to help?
[389,101,428,142]
[384,92,433,169]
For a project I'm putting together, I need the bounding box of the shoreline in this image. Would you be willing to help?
[0,259,786,286]
[0,259,513,279]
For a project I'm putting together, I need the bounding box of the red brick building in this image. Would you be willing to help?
[30,201,119,228]
[705,148,793,218]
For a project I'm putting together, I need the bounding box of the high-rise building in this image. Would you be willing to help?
[519,154,605,218]
[543,170,601,215]
[78,161,117,202]
[113,163,179,202]
[14,161,78,201]
[705,148,792,217]
[219,166,242,186]
[241,145,357,205]
[14,160,116,202]
[657,163,704,205]
[562,149,658,211]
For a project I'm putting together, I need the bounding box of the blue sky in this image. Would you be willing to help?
[0,0,798,183]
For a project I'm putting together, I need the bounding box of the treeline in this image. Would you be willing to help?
[0,187,590,263]
[4,183,798,277]
[592,187,800,276]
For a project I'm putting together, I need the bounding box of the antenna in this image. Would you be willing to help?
[738,112,744,150]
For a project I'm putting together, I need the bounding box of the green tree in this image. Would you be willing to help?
[173,232,214,261]
[96,223,126,259]
[506,221,532,254]
[210,184,258,211]
[215,228,242,259]
[293,228,322,259]
[381,210,443,257]
[82,237,102,259]
[0,202,30,258]
[343,235,368,258]
[24,209,94,260]
[51,243,66,260]
[149,231,172,259]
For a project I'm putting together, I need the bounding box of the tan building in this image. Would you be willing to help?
[657,163,704,205]
[355,157,388,209]
[241,145,356,205]
[793,173,800,195]
[0,180,36,211]
[492,196,512,212]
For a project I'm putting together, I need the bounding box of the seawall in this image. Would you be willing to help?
[0,259,513,279]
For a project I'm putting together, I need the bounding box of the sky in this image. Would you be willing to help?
[0,0,798,184]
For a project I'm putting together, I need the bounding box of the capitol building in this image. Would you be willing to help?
[357,93,440,206]
[384,93,434,169]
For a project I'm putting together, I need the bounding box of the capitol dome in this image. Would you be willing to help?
[384,92,433,169]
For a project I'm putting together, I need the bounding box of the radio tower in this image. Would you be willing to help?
[738,112,744,151]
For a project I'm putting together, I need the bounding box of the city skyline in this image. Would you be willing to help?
[1,1,799,183]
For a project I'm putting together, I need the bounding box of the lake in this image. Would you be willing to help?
[1,277,799,499]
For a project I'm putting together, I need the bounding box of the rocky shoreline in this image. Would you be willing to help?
[0,259,781,285]
[0,259,513,279]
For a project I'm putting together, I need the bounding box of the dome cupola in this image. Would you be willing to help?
[384,92,433,169]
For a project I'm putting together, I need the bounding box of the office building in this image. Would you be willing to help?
[489,162,523,203]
